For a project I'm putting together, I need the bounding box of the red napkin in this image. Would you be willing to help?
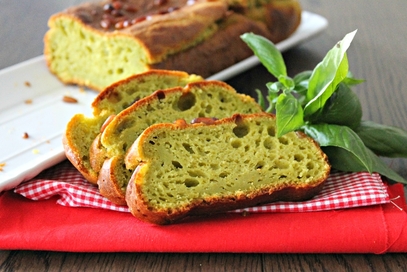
[0,163,406,253]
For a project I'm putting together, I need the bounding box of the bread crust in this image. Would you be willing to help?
[44,0,301,91]
[98,157,128,205]
[125,113,330,224]
[149,13,273,77]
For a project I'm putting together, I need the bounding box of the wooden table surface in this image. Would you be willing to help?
[1,0,406,271]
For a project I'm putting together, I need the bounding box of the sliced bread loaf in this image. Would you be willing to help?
[125,113,331,224]
[95,80,263,205]
[44,0,301,91]
[63,70,202,184]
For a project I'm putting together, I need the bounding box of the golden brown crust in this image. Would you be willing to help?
[62,122,99,184]
[149,13,273,77]
[44,0,302,91]
[91,70,201,111]
[89,134,106,173]
[127,171,326,225]
[263,0,302,43]
[98,157,127,205]
[125,113,330,225]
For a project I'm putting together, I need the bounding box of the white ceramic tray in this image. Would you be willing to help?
[0,11,328,192]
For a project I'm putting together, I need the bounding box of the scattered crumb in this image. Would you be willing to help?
[63,95,78,103]
[22,132,29,139]
[0,162,5,171]
[79,86,85,93]
[32,149,40,154]
[24,81,31,87]
[241,211,249,217]
[24,99,33,104]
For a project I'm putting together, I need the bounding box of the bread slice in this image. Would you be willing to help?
[44,0,301,91]
[125,113,330,224]
[95,80,263,205]
[63,70,202,184]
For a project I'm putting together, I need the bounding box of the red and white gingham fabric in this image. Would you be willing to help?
[15,160,389,213]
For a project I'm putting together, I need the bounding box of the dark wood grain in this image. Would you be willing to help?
[1,0,406,270]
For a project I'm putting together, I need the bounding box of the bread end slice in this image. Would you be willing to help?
[126,113,330,224]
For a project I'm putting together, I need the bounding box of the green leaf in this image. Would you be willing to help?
[302,123,374,172]
[255,89,267,110]
[278,75,295,90]
[343,73,365,86]
[241,33,287,79]
[276,93,304,137]
[293,70,313,84]
[355,120,407,158]
[310,83,362,129]
[323,146,407,184]
[304,30,357,116]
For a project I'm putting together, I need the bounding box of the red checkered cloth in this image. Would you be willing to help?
[15,160,390,213]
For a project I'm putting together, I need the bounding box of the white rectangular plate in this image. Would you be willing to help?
[0,11,328,192]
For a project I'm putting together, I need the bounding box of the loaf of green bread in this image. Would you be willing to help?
[63,70,202,184]
[125,113,331,224]
[94,80,263,205]
[44,0,301,91]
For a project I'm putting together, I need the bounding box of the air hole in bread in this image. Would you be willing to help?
[218,93,229,103]
[219,172,229,178]
[263,138,274,149]
[233,124,249,138]
[231,139,241,148]
[156,90,166,100]
[184,179,199,187]
[278,137,289,145]
[294,154,304,162]
[172,161,183,169]
[306,162,315,170]
[256,161,265,170]
[107,92,122,103]
[182,143,195,154]
[268,126,276,137]
[177,92,196,111]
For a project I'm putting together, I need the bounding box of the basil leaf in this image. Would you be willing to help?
[310,83,362,129]
[255,89,267,110]
[356,120,407,158]
[276,92,304,137]
[240,33,287,78]
[323,146,407,184]
[293,70,312,97]
[304,30,357,116]
[278,75,295,90]
[293,70,313,84]
[302,123,374,172]
[343,75,365,86]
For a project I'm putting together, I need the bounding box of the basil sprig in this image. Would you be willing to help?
[241,31,407,184]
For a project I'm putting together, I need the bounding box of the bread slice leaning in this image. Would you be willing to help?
[95,80,263,205]
[125,113,331,224]
[63,70,202,184]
